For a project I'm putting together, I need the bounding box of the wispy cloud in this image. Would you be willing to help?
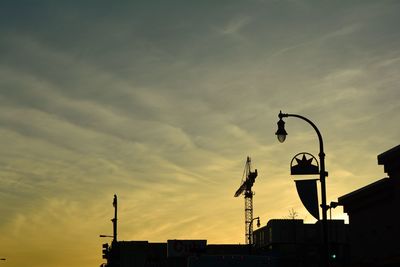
[219,16,252,36]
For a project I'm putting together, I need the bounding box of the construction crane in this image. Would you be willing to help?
[234,156,258,244]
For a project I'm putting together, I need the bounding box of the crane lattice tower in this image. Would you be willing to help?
[234,156,258,244]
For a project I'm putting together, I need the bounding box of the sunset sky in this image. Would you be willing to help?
[0,1,399,266]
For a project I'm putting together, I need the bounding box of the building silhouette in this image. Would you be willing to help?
[253,219,349,267]
[338,144,400,266]
[101,240,272,267]
[100,145,400,267]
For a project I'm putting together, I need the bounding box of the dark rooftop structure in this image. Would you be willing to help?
[377,144,400,178]
[338,144,400,267]
[101,240,271,267]
[253,219,349,267]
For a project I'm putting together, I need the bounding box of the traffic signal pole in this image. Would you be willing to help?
[112,194,118,243]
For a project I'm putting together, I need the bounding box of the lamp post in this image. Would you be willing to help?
[327,201,339,220]
[248,217,260,254]
[275,110,329,267]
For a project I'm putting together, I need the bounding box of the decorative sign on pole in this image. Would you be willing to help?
[295,179,320,220]
[290,152,319,175]
[291,152,320,220]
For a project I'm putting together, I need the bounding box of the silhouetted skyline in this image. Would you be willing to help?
[0,1,399,267]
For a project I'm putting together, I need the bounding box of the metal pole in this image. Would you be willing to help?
[112,194,118,243]
[279,112,329,267]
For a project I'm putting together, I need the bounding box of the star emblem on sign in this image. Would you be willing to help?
[290,152,319,175]
[296,154,314,166]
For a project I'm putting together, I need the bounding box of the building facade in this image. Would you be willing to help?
[101,240,272,267]
[253,219,349,267]
[338,145,400,267]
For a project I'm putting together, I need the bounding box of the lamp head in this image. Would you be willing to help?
[275,117,287,143]
[256,217,260,227]
[330,201,339,209]
[99,234,113,238]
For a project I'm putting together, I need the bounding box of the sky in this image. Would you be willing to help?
[0,1,399,266]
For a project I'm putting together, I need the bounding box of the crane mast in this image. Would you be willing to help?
[234,156,258,244]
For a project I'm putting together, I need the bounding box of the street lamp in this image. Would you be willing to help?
[275,110,329,267]
[275,116,288,143]
[248,217,260,255]
[249,217,260,244]
[327,201,340,220]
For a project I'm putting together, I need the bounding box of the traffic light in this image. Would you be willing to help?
[330,243,339,261]
[102,243,109,259]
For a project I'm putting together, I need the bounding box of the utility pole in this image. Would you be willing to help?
[112,194,118,243]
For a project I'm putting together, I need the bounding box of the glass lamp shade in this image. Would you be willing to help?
[275,118,288,143]
[277,134,286,143]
